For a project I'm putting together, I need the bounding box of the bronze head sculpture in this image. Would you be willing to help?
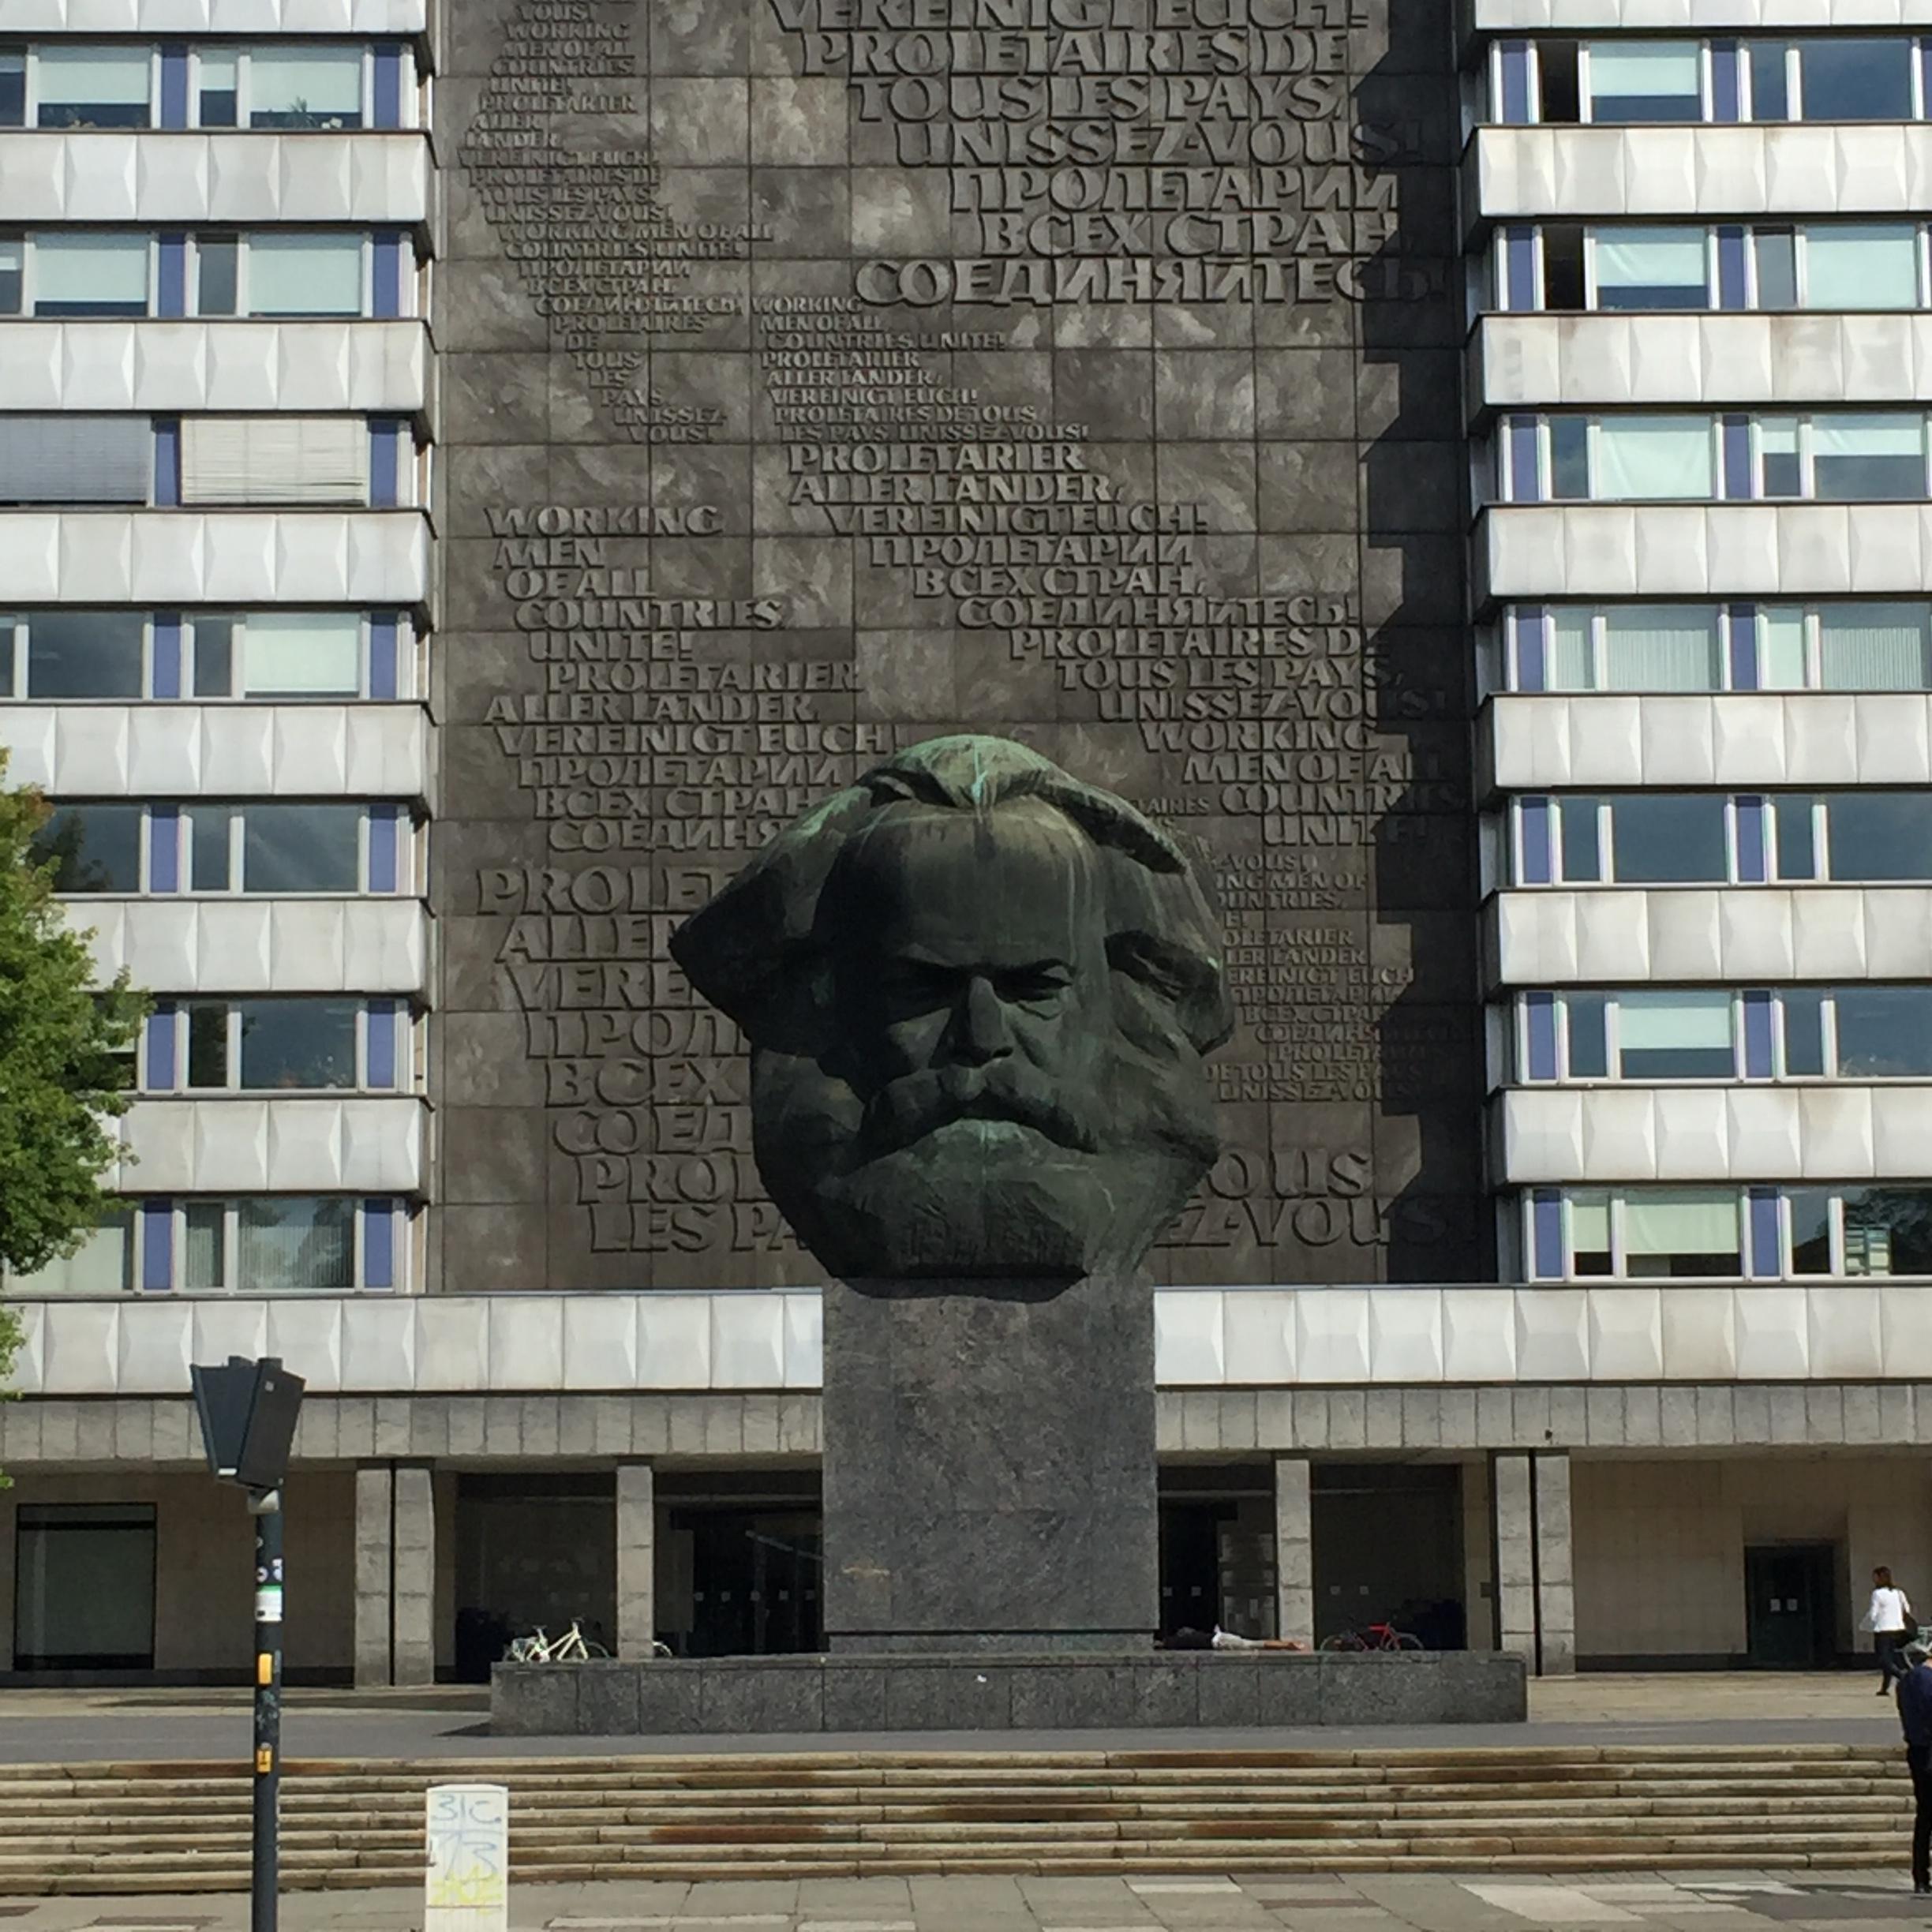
[668,736,1233,1280]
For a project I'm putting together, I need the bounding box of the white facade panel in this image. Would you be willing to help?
[1478,504,1932,603]
[1473,125,1932,223]
[1473,0,1932,25]
[115,1096,425,1194]
[1485,695,1932,793]
[71,897,429,994]
[1476,314,1932,412]
[16,1286,1932,1395]
[1485,889,1932,987]
[0,324,428,416]
[0,133,429,227]
[0,512,429,607]
[1496,1084,1932,1183]
[0,705,428,801]
[0,0,426,28]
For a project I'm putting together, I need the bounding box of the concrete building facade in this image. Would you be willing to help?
[6,0,1932,1684]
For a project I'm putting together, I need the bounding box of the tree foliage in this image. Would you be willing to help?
[0,746,146,1289]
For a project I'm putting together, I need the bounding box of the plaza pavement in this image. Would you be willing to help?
[5,1872,1932,1932]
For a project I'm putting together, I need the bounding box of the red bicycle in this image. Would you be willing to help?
[1321,1621,1424,1652]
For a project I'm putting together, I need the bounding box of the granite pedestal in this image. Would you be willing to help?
[492,1650,1529,1735]
[822,1273,1155,1653]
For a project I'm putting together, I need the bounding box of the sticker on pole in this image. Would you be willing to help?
[425,1782,508,1932]
[253,1585,283,1623]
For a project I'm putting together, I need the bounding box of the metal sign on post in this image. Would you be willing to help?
[425,1783,510,1932]
[190,1355,305,1932]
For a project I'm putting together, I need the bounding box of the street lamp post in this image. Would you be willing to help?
[190,1355,306,1932]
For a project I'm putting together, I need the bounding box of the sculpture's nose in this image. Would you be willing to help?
[943,974,1014,1065]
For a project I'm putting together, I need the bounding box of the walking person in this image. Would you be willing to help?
[1895,1638,1932,1895]
[1870,1567,1916,1694]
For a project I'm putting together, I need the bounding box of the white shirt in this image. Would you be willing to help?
[1871,1586,1912,1633]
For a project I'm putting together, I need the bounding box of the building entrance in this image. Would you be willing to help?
[1313,1465,1466,1649]
[1744,1544,1837,1668]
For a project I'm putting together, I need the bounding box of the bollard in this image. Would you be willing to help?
[425,1783,509,1932]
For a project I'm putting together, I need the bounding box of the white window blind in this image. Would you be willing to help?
[34,234,148,307]
[179,416,369,505]
[1759,608,1807,687]
[1814,414,1924,459]
[1818,602,1932,689]
[1601,606,1720,687]
[1570,1192,1612,1251]
[11,1215,132,1294]
[242,612,361,695]
[1617,991,1732,1050]
[1593,417,1713,499]
[1593,229,1705,290]
[0,415,151,504]
[1804,227,1919,310]
[1623,1189,1739,1255]
[1587,42,1700,95]
[249,47,362,114]
[245,234,362,316]
[36,46,152,106]
[1549,609,1593,687]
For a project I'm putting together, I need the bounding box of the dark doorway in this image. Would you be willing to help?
[662,1507,822,1657]
[1159,1500,1233,1637]
[1312,1464,1466,1649]
[13,1503,156,1671]
[1745,1544,1835,1668]
[453,1473,616,1679]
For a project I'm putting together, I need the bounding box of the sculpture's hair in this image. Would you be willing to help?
[669,736,1234,1058]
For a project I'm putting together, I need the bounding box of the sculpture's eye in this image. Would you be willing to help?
[997,964,1073,1010]
[876,958,958,1017]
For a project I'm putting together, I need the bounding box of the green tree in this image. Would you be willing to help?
[0,750,147,1471]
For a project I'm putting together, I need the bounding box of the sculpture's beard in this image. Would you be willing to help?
[747,1017,1219,1283]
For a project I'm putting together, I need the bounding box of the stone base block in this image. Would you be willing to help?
[492,1650,1527,1735]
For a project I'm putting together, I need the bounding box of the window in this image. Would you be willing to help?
[1834,987,1932,1077]
[1804,226,1921,309]
[240,612,363,695]
[0,235,20,316]
[1818,603,1932,688]
[1812,415,1926,500]
[1796,38,1915,121]
[1615,991,1735,1077]
[0,51,23,128]
[5,1208,133,1294]
[1844,1189,1932,1275]
[1748,41,1789,118]
[1586,41,1702,121]
[31,234,149,317]
[196,47,238,126]
[13,1504,156,1673]
[1592,228,1708,309]
[247,46,364,129]
[1595,418,1714,499]
[194,234,238,316]
[161,998,371,1091]
[148,1194,399,1293]
[1604,606,1721,688]
[35,45,152,129]
[1752,229,1798,308]
[179,417,369,507]
[0,416,150,506]
[1788,1189,1833,1273]
[182,803,366,893]
[30,803,142,893]
[1824,793,1932,880]
[241,1196,355,1289]
[1609,794,1728,882]
[1624,1189,1742,1276]
[15,611,147,699]
[245,234,363,316]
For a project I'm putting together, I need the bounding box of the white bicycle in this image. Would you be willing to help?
[504,1618,609,1663]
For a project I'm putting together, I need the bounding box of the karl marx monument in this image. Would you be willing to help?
[671,735,1233,1652]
